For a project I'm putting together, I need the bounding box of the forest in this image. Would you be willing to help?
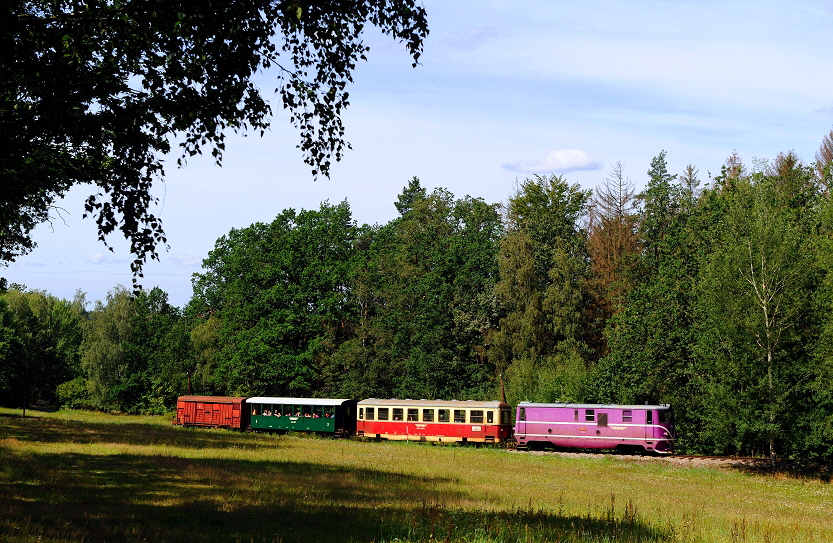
[3,142,833,462]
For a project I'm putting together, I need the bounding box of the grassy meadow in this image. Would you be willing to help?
[1,408,831,543]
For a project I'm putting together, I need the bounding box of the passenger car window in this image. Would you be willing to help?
[470,410,484,423]
[407,409,418,421]
[378,408,389,421]
[454,410,466,423]
[438,409,450,422]
[422,409,434,422]
[487,411,494,424]
[366,407,375,420]
[393,408,403,421]
[501,410,511,424]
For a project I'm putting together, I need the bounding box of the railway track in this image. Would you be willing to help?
[508,449,791,469]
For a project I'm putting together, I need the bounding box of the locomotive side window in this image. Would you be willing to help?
[393,408,404,421]
[585,409,595,422]
[470,410,484,423]
[423,409,434,422]
[646,410,653,424]
[378,408,390,421]
[623,410,632,422]
[487,411,494,424]
[454,410,466,423]
[438,409,450,422]
[407,409,419,421]
[366,407,375,420]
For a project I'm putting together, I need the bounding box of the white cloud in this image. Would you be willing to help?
[88,252,126,265]
[171,254,201,267]
[502,149,603,174]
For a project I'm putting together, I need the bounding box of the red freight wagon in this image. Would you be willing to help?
[174,396,248,430]
[356,399,512,444]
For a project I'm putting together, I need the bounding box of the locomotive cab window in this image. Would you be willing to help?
[659,410,672,424]
[423,409,434,422]
[454,410,466,423]
[519,407,525,421]
[407,409,418,421]
[470,410,484,423]
[438,409,450,423]
[378,408,390,421]
[647,410,653,425]
[585,409,595,422]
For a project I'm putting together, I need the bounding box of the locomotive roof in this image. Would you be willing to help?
[247,397,355,406]
[358,398,511,409]
[517,402,671,410]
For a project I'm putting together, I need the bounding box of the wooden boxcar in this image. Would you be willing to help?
[247,397,358,436]
[514,402,675,453]
[174,395,248,429]
[355,399,513,443]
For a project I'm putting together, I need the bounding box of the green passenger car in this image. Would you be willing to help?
[247,397,358,436]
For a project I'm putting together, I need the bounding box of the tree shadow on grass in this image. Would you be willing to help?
[1,448,669,543]
[731,458,833,482]
[0,412,275,450]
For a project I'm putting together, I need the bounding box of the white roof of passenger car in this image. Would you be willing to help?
[247,397,354,406]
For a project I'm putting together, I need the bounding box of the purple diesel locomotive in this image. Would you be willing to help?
[514,402,675,454]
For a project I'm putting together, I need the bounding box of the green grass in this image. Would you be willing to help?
[1,407,831,542]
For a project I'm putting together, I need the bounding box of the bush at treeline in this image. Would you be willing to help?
[3,146,833,462]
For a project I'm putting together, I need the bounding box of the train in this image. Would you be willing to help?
[174,395,676,454]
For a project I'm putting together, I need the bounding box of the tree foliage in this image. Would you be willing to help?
[2,0,428,280]
[491,175,593,404]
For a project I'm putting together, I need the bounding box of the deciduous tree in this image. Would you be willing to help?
[2,0,428,281]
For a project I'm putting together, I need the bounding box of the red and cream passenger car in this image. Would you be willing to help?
[355,399,512,443]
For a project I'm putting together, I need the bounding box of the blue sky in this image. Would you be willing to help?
[5,0,833,308]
